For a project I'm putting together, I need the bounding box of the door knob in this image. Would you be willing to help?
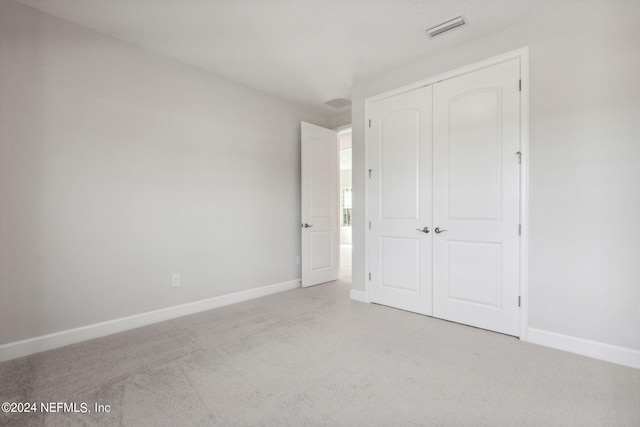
[434,227,447,234]
[302,223,314,228]
[415,227,430,234]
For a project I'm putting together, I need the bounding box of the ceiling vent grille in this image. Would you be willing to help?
[425,16,466,38]
[324,98,351,109]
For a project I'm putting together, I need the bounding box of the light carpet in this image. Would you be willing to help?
[1,281,639,426]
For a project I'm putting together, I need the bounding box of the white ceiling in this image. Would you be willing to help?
[14,0,574,114]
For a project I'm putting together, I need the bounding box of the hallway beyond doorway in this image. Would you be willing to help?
[338,128,352,283]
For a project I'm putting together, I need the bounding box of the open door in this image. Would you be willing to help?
[301,122,339,287]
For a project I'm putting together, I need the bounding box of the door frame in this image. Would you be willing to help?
[364,47,530,339]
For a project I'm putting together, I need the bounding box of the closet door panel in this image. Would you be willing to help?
[447,90,502,220]
[380,109,419,219]
[432,58,521,336]
[367,86,433,315]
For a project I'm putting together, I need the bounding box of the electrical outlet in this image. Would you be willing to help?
[171,273,180,288]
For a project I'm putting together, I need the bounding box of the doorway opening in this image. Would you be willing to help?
[338,128,352,282]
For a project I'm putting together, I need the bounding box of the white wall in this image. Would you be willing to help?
[0,0,330,346]
[352,0,640,353]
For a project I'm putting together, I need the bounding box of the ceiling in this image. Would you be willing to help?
[14,0,574,114]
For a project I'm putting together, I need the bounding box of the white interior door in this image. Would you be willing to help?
[301,122,339,287]
[367,86,433,314]
[432,58,521,336]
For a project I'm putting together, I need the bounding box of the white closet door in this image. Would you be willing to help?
[367,86,433,315]
[432,59,521,336]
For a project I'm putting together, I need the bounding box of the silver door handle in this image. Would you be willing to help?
[434,227,447,234]
[415,227,430,234]
[302,223,314,228]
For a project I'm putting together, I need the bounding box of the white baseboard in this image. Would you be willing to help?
[350,289,369,303]
[0,279,301,363]
[526,328,640,370]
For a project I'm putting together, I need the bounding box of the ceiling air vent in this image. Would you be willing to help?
[425,16,466,38]
[324,98,351,109]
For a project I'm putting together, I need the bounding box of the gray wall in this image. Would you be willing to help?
[352,0,640,350]
[0,0,329,345]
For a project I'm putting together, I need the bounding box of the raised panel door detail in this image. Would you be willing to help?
[381,109,420,220]
[381,237,419,292]
[447,241,501,307]
[310,231,332,270]
[311,137,333,219]
[448,90,502,221]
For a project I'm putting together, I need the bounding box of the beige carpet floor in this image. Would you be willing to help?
[1,280,639,426]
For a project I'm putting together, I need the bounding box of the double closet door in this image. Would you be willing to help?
[367,58,521,336]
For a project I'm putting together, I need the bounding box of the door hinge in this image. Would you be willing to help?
[518,224,521,235]
[369,221,371,230]
[518,79,522,92]
[518,296,521,307]
[368,169,372,179]
[516,151,521,164]
[368,119,372,128]
[368,272,372,281]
